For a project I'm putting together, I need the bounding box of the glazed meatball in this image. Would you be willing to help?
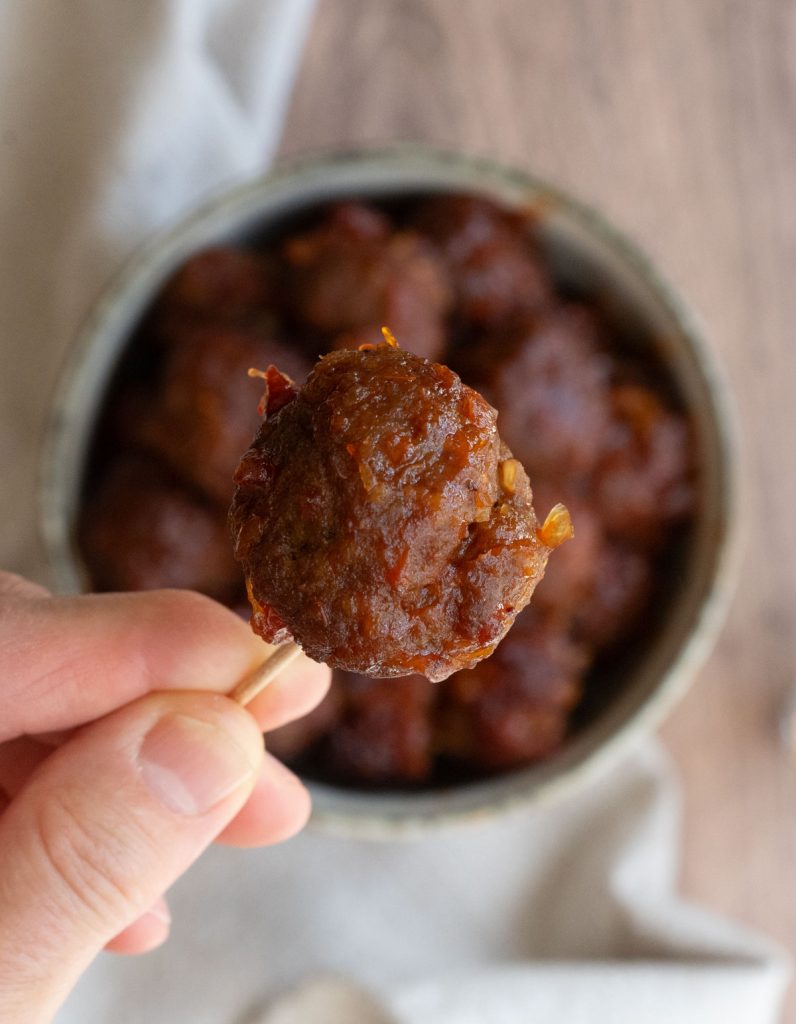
[458,305,612,482]
[532,492,605,626]
[230,342,567,681]
[135,322,312,504]
[284,202,452,361]
[79,457,239,600]
[412,194,553,326]
[595,384,694,548]
[435,609,588,769]
[324,673,434,784]
[157,246,274,325]
[527,484,651,648]
[573,541,652,648]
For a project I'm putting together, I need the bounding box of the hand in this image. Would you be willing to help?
[0,572,330,1024]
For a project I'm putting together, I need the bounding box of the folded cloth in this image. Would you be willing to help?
[0,5,789,1024]
[59,742,788,1024]
[0,0,316,581]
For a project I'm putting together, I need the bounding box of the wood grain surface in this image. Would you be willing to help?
[280,0,796,1017]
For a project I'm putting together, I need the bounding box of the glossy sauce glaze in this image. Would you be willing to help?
[230,343,560,682]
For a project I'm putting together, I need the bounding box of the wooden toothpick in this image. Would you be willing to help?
[229,641,302,706]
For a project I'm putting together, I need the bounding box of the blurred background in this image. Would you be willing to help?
[278,0,796,1011]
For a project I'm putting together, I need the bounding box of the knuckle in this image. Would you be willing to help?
[150,588,220,620]
[32,788,150,931]
[134,588,236,648]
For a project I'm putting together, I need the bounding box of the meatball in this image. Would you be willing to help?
[435,609,588,769]
[525,481,652,648]
[284,202,452,361]
[573,541,652,648]
[532,492,605,626]
[79,457,239,600]
[457,305,612,482]
[157,246,274,325]
[324,673,434,784]
[595,384,694,548]
[230,341,567,681]
[412,194,553,326]
[135,322,311,504]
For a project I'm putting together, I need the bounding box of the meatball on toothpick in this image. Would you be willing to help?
[229,329,571,682]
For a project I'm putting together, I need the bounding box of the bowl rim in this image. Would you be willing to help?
[39,143,743,839]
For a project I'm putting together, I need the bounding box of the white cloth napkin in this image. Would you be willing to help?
[0,4,789,1024]
[58,742,788,1024]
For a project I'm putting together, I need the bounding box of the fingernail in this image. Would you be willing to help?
[138,714,257,816]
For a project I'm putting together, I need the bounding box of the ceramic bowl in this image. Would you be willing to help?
[40,147,740,838]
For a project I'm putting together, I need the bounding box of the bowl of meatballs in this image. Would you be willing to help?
[40,147,738,836]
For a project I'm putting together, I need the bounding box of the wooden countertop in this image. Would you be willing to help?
[280,0,796,1017]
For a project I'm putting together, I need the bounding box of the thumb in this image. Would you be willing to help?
[0,691,264,1024]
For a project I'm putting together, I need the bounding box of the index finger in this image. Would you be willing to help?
[0,574,317,741]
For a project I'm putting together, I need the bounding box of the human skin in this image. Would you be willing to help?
[0,571,330,1024]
